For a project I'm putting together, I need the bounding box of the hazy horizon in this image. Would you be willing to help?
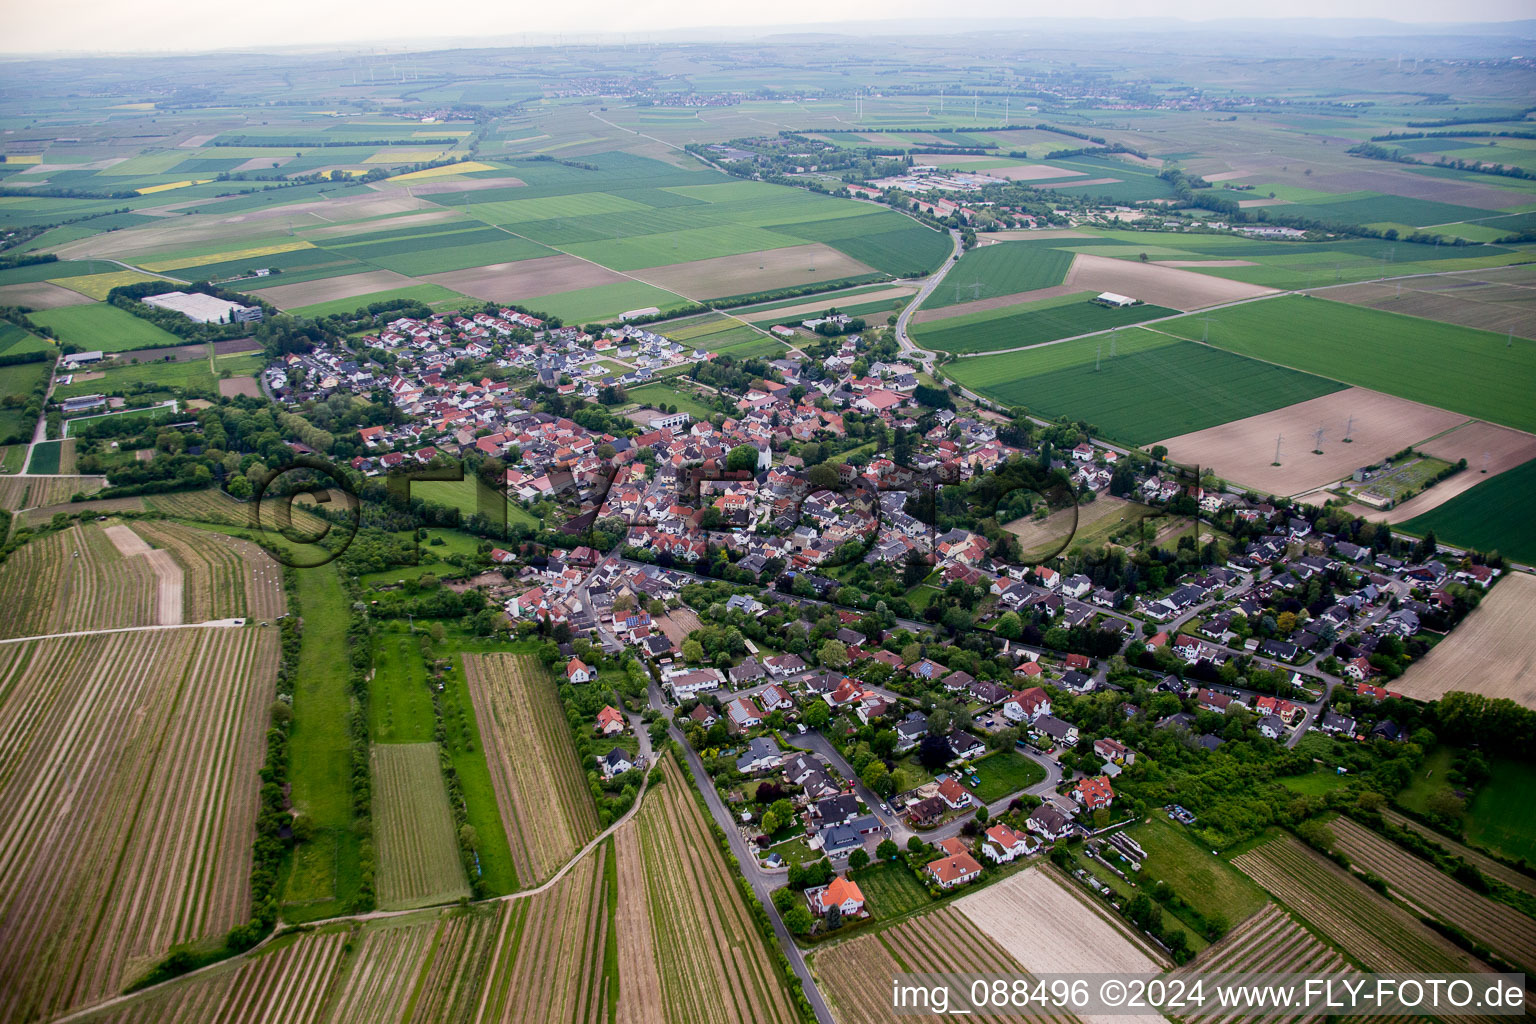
[6,4,1534,57]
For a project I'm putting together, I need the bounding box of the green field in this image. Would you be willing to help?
[1154,296,1536,433]
[30,302,183,353]
[1465,758,1536,865]
[945,329,1345,444]
[407,477,540,533]
[1398,457,1536,564]
[0,259,126,287]
[916,293,1178,354]
[0,360,49,443]
[284,561,365,921]
[626,383,716,420]
[27,440,61,474]
[1279,768,1355,796]
[371,634,438,744]
[0,322,54,360]
[1123,816,1270,928]
[525,281,689,323]
[966,749,1047,803]
[54,358,214,399]
[921,241,1075,309]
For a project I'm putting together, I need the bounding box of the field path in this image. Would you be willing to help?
[0,619,248,646]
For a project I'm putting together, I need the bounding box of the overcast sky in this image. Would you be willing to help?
[6,0,1530,55]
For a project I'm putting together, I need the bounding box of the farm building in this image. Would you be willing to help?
[1093,292,1138,308]
[142,290,263,324]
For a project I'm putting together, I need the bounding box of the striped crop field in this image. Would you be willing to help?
[815,905,1082,1024]
[1232,835,1487,974]
[635,755,799,1024]
[0,627,278,1024]
[76,928,348,1024]
[371,742,470,910]
[0,474,102,511]
[1329,818,1536,972]
[129,520,287,621]
[0,524,159,637]
[463,653,599,887]
[476,840,618,1023]
[318,917,439,1024]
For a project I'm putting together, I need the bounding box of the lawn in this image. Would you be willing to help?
[1122,816,1271,927]
[1279,768,1355,797]
[1393,746,1457,818]
[851,859,932,922]
[914,293,1178,354]
[409,477,540,530]
[283,561,364,921]
[1154,295,1536,433]
[967,749,1047,803]
[626,382,716,420]
[30,302,183,353]
[1398,456,1536,565]
[53,358,215,399]
[1465,758,1536,865]
[27,440,61,474]
[920,240,1075,310]
[944,329,1345,445]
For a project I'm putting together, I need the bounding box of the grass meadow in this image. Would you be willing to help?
[30,302,183,353]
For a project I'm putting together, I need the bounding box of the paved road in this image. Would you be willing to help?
[893,228,964,372]
[0,618,250,645]
[670,722,836,1024]
[790,728,909,844]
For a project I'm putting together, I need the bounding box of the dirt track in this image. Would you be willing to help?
[103,524,184,624]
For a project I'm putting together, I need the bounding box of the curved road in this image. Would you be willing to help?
[893,227,965,373]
